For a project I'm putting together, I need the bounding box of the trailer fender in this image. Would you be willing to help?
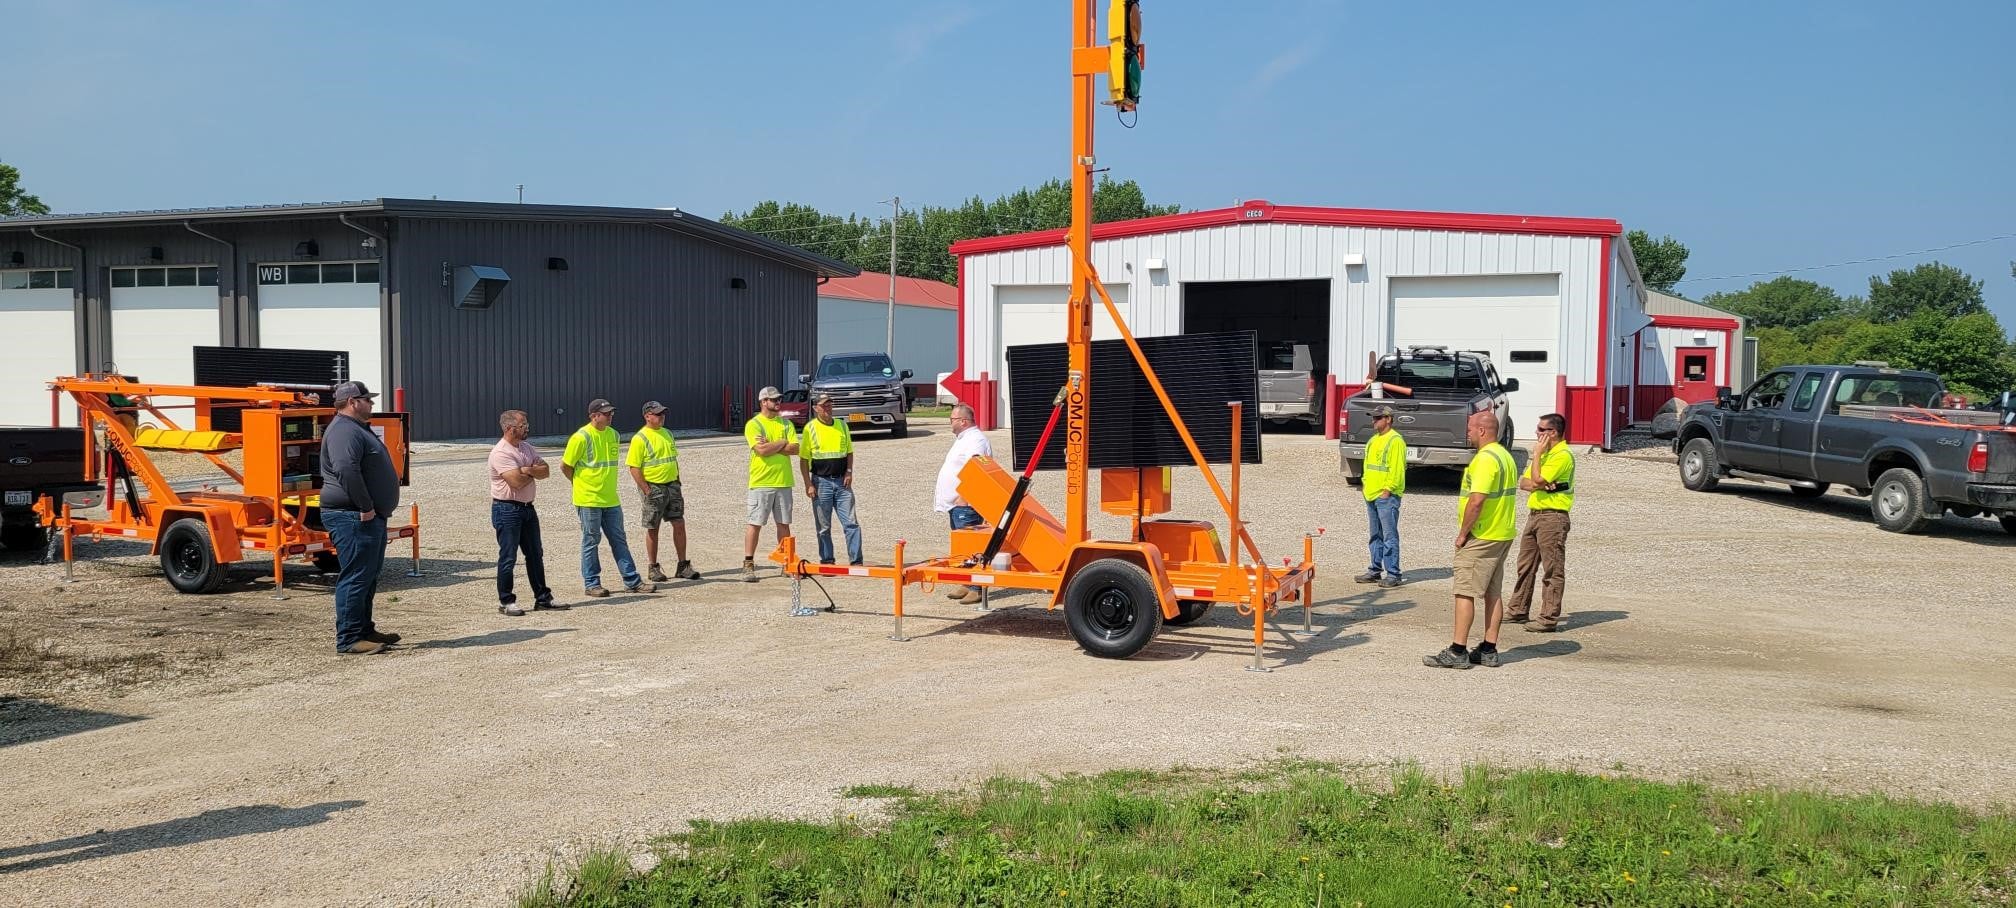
[1048,541,1177,619]
[151,506,243,563]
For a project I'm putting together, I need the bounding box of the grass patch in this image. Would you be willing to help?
[841,784,919,799]
[907,405,953,418]
[519,763,2016,906]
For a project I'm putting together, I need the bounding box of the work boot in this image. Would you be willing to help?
[956,588,983,605]
[945,588,969,600]
[1505,613,1529,624]
[584,585,612,598]
[1468,647,1501,668]
[533,599,570,611]
[339,640,385,656]
[364,629,402,644]
[674,561,701,580]
[1523,621,1560,633]
[625,581,656,594]
[742,559,758,583]
[1354,570,1382,584]
[648,564,669,583]
[1422,647,1472,670]
[499,604,527,617]
[1378,575,1403,589]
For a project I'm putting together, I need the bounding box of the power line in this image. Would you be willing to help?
[1675,232,2016,285]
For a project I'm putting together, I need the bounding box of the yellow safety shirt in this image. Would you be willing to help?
[562,424,622,508]
[1361,430,1408,501]
[1528,443,1575,512]
[744,415,798,489]
[625,426,681,484]
[1459,442,1518,541]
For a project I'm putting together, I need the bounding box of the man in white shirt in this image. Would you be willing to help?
[934,403,992,604]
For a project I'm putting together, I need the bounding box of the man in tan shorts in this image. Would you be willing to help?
[1425,411,1519,670]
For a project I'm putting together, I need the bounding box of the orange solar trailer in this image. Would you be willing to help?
[770,0,1321,668]
[33,374,421,595]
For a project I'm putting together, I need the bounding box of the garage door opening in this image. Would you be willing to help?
[1182,279,1330,431]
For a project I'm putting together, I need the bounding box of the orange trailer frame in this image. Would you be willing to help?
[768,0,1321,669]
[32,374,421,595]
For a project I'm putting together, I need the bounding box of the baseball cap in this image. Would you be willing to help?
[332,381,376,404]
[812,392,834,405]
[642,400,667,415]
[587,398,616,414]
[1371,405,1396,419]
[758,386,783,401]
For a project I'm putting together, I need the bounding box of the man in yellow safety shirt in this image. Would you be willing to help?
[1509,412,1574,632]
[741,386,799,582]
[562,398,653,597]
[798,393,863,566]
[1354,405,1408,589]
[627,400,700,584]
[1425,410,1517,670]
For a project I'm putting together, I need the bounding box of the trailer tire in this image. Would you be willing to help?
[160,518,228,594]
[1790,483,1829,499]
[0,522,47,553]
[1870,468,1932,534]
[1063,558,1163,659]
[1163,599,1214,627]
[1679,438,1720,492]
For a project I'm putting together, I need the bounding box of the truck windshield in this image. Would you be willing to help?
[1831,375,1945,410]
[1376,357,1484,390]
[818,354,896,378]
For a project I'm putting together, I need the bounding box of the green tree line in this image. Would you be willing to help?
[719,178,1179,285]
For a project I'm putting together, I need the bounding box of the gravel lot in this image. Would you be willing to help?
[2,418,2013,906]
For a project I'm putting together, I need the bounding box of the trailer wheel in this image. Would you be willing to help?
[1679,438,1720,492]
[1790,483,1829,499]
[1162,599,1215,627]
[1063,558,1163,658]
[313,551,343,574]
[1870,468,1932,534]
[160,518,228,594]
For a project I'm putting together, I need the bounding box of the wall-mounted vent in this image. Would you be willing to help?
[452,265,510,309]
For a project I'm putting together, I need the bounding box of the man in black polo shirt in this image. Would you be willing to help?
[320,381,402,655]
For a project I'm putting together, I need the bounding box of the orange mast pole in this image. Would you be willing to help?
[1064,0,1099,544]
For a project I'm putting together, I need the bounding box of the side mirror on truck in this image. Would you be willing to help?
[1501,377,1520,393]
[798,373,812,386]
[900,369,914,380]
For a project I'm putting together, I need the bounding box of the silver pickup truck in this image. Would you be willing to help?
[801,352,914,438]
[1258,342,1320,430]
[1339,346,1517,483]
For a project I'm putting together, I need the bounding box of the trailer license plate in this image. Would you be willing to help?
[4,491,30,506]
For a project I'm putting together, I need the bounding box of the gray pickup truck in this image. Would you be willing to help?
[1674,363,2016,534]
[1258,342,1320,430]
[1339,346,1517,483]
[800,352,914,438]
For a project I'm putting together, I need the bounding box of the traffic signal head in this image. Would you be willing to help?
[1107,0,1143,110]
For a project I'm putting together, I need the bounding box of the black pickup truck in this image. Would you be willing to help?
[1673,363,2016,534]
[1339,346,1517,482]
[1,427,101,553]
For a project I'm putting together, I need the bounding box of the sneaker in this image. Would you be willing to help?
[674,561,701,580]
[499,604,527,617]
[1422,648,1472,670]
[363,629,402,644]
[1505,614,1529,624]
[1378,575,1403,589]
[1523,622,1560,633]
[339,640,385,656]
[1468,647,1501,668]
[742,560,758,583]
[625,581,656,594]
[956,588,983,605]
[533,599,570,611]
[584,585,612,598]
[1354,570,1382,584]
[647,564,669,583]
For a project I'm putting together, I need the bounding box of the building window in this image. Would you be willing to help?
[112,266,211,288]
[1508,350,1548,363]
[257,261,379,285]
[136,267,167,287]
[1,269,76,291]
[287,264,320,284]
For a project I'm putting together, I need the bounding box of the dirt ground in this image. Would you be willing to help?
[2,419,2013,906]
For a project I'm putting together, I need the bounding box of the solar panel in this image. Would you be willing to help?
[1008,331,1262,472]
[192,346,349,430]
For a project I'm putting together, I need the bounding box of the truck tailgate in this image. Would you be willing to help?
[1,427,89,501]
[1257,370,1311,403]
[1348,397,1474,448]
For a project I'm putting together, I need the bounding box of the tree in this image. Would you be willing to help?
[1701,277,1856,329]
[1626,229,1688,291]
[1833,308,2014,398]
[0,162,49,216]
[1866,261,1985,323]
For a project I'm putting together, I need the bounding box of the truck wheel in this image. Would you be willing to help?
[2001,515,2016,536]
[0,522,47,552]
[1790,483,1829,499]
[160,517,228,594]
[313,551,343,574]
[890,419,908,439]
[1163,599,1214,627]
[1870,468,1932,534]
[1341,457,1363,487]
[1679,438,1720,492]
[1062,558,1163,658]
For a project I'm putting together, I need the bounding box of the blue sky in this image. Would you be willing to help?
[6,0,2013,326]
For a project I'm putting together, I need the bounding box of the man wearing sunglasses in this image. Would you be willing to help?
[1353,405,1407,588]
[1509,412,1574,632]
[799,393,863,566]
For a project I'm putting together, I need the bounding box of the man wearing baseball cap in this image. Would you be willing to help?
[627,400,699,583]
[1355,404,1408,589]
[320,381,402,654]
[562,398,652,597]
[741,386,799,582]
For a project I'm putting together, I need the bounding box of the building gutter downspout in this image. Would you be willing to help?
[29,227,92,378]
[182,220,241,346]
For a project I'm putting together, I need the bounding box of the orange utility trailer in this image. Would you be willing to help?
[34,374,421,594]
[769,0,1321,669]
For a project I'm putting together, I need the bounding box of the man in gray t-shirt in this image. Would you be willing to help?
[319,381,401,655]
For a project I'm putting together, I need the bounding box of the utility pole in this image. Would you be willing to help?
[880,196,900,354]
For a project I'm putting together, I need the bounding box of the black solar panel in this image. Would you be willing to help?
[192,346,349,430]
[1008,331,1262,472]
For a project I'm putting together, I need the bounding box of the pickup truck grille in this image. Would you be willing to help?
[828,390,897,408]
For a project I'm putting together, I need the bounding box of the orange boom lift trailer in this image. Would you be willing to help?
[33,374,421,595]
[770,0,1321,669]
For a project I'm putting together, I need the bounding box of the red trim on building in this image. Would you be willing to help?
[949,200,1625,257]
[943,255,980,412]
[1555,375,1569,423]
[1647,314,1737,331]
[1563,386,1606,445]
[1595,236,1614,449]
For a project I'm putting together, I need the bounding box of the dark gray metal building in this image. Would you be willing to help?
[0,200,858,438]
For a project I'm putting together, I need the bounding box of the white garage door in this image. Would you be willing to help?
[1390,274,1560,440]
[257,262,383,390]
[109,267,222,411]
[995,283,1129,426]
[0,269,77,426]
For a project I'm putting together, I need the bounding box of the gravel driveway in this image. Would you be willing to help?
[2,419,2012,906]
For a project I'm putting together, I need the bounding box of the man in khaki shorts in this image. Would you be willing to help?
[627,401,700,583]
[1425,411,1518,670]
[741,386,799,582]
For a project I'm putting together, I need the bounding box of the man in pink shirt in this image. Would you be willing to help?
[488,409,568,616]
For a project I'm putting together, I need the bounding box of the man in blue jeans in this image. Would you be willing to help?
[488,409,567,616]
[318,381,402,655]
[1354,405,1408,589]
[561,398,653,597]
[934,403,993,604]
[798,394,863,565]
